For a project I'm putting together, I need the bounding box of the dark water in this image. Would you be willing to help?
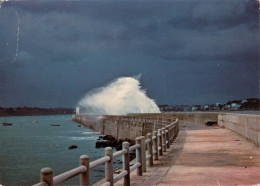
[0,115,115,185]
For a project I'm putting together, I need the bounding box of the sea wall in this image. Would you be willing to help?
[72,114,177,140]
[218,113,260,147]
[166,112,219,123]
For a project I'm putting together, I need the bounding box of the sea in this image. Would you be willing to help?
[0,115,119,185]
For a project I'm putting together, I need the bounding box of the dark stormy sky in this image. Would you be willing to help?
[0,0,259,108]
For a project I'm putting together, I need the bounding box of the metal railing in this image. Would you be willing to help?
[33,118,179,186]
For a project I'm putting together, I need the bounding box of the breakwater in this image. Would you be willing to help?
[72,112,218,140]
[72,114,176,140]
[73,112,260,147]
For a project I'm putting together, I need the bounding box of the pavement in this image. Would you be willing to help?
[114,122,260,186]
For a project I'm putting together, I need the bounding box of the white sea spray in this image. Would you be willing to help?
[77,75,161,115]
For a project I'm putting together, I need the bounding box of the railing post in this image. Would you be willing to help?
[158,129,163,156]
[105,147,113,185]
[123,142,130,186]
[136,137,142,176]
[173,125,176,138]
[153,131,158,160]
[40,167,53,186]
[80,155,90,186]
[173,125,175,140]
[177,120,179,133]
[173,125,176,139]
[147,133,153,167]
[141,136,146,172]
[162,128,166,152]
[170,125,174,143]
[166,128,170,149]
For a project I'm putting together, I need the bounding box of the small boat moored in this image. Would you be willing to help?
[51,124,60,126]
[3,123,12,126]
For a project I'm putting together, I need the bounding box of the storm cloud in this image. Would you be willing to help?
[0,0,259,107]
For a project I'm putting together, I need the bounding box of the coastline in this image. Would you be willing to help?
[0,107,74,117]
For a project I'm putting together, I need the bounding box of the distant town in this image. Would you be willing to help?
[159,98,260,112]
[0,98,259,116]
[0,107,74,116]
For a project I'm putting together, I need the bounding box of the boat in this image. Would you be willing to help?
[51,124,60,126]
[3,123,12,126]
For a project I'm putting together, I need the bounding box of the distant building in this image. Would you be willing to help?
[192,105,200,111]
[204,105,209,110]
[215,103,222,110]
[224,104,231,109]
[231,103,240,110]
[242,100,247,103]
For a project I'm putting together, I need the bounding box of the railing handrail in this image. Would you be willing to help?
[89,156,110,169]
[33,118,179,186]
[129,144,140,151]
[113,149,127,159]
[53,166,87,185]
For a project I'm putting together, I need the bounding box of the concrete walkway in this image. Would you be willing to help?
[115,122,260,186]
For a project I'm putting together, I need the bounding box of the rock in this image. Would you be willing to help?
[205,121,217,126]
[96,141,108,148]
[129,152,136,161]
[68,145,78,149]
[114,170,121,174]
[114,167,122,174]
[96,135,135,150]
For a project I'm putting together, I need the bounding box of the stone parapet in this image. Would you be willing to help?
[218,113,260,147]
